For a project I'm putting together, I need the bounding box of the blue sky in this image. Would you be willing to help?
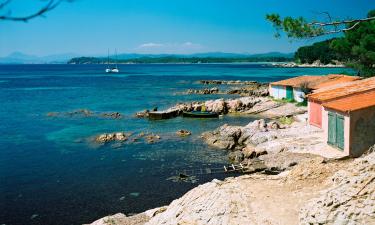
[0,0,373,56]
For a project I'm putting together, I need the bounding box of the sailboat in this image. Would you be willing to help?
[105,49,119,73]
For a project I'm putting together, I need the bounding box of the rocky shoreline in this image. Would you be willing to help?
[88,146,374,225]
[272,60,345,68]
[85,79,374,225]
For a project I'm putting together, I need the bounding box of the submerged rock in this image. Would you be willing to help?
[176,129,192,137]
[94,132,129,143]
[187,87,219,95]
[100,112,122,119]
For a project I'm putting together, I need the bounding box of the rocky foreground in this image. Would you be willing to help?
[87,114,374,225]
[87,146,374,225]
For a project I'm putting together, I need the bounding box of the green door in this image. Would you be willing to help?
[328,112,344,150]
[286,86,293,100]
[328,112,336,145]
[336,115,344,150]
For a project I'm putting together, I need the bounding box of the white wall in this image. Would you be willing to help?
[293,88,305,103]
[270,85,286,99]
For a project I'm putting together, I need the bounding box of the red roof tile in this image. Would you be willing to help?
[271,74,359,90]
[323,90,375,113]
[309,77,375,102]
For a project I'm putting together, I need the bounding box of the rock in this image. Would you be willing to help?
[242,145,267,159]
[199,80,257,85]
[100,112,122,119]
[94,132,129,143]
[145,134,161,144]
[176,130,192,137]
[228,151,244,163]
[202,124,242,150]
[67,109,93,117]
[135,110,149,118]
[267,121,281,130]
[46,112,58,117]
[186,87,219,95]
[299,149,375,225]
[205,99,226,114]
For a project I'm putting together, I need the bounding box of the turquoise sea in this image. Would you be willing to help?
[0,64,352,225]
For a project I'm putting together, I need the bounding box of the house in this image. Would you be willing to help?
[269,74,360,103]
[321,90,375,157]
[308,77,375,128]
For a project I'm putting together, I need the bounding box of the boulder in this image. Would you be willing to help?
[242,145,267,159]
[228,151,244,163]
[202,124,242,150]
[135,110,149,118]
[176,130,192,137]
[205,99,226,114]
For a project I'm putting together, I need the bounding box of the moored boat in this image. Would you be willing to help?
[182,111,219,118]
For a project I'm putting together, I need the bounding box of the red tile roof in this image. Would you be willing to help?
[309,77,375,103]
[323,90,375,113]
[270,74,359,90]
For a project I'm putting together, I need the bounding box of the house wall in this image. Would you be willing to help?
[293,88,305,103]
[349,106,375,157]
[270,85,286,99]
[308,101,322,128]
[322,108,350,155]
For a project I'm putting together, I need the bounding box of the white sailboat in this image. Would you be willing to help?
[106,49,119,73]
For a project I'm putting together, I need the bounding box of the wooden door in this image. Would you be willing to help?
[328,112,344,150]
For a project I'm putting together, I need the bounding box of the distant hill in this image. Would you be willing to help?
[0,51,293,64]
[68,52,293,64]
[0,52,80,64]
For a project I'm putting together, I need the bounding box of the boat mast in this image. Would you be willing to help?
[107,49,110,68]
[115,48,118,69]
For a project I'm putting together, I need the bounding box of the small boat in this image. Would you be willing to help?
[105,49,120,73]
[182,111,219,118]
[148,109,179,120]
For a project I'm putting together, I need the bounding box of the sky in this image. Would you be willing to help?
[0,0,373,57]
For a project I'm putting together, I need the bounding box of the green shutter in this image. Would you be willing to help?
[336,115,344,150]
[328,112,336,145]
[286,86,293,100]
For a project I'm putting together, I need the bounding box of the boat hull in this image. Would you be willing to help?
[182,111,219,118]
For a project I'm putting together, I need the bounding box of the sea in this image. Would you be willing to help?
[0,64,352,225]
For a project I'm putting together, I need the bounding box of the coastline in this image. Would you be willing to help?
[87,79,374,225]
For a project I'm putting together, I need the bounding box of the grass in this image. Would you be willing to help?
[296,100,308,107]
[269,96,296,103]
[278,116,294,125]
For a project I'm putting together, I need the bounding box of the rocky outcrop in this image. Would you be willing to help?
[202,124,243,150]
[202,119,280,150]
[227,83,269,97]
[136,97,266,117]
[93,132,160,145]
[94,132,130,143]
[186,87,219,95]
[199,80,258,85]
[299,147,375,225]
[47,109,123,119]
[273,60,345,68]
[176,129,192,137]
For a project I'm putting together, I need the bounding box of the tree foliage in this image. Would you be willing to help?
[294,39,340,64]
[267,10,375,77]
[330,10,375,77]
[0,0,72,22]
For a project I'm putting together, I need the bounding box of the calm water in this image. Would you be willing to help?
[0,64,352,225]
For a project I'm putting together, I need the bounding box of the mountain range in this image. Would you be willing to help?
[0,51,294,64]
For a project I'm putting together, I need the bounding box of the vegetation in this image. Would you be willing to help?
[294,39,341,64]
[68,56,293,64]
[278,116,294,125]
[267,10,375,77]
